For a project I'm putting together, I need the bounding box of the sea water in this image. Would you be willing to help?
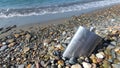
[0,0,120,27]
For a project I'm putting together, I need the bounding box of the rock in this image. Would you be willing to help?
[106,45,115,50]
[53,50,60,56]
[7,39,15,43]
[18,64,25,68]
[31,64,35,68]
[55,44,64,50]
[58,64,62,68]
[0,45,7,51]
[112,63,120,68]
[43,39,50,46]
[57,60,64,66]
[8,42,15,47]
[82,62,92,68]
[69,57,77,64]
[26,64,31,68]
[35,61,40,68]
[2,42,6,45]
[96,52,105,59]
[0,43,2,47]
[23,47,30,53]
[51,64,57,68]
[14,33,20,38]
[92,63,97,68]
[90,54,97,63]
[62,31,66,36]
[110,41,117,46]
[71,64,82,68]
[114,47,120,52]
[102,60,111,68]
[25,33,31,41]
[40,61,45,67]
[111,49,116,59]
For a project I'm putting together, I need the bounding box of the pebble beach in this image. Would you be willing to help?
[0,4,120,68]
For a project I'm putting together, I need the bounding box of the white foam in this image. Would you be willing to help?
[0,0,120,18]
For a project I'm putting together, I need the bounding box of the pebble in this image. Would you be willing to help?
[82,62,92,68]
[8,42,15,47]
[0,45,7,51]
[2,42,6,45]
[7,39,15,43]
[18,64,25,68]
[102,60,111,68]
[43,39,50,46]
[90,54,97,63]
[112,63,120,68]
[14,33,20,38]
[71,64,82,68]
[26,64,31,68]
[23,47,30,53]
[96,52,105,59]
[110,41,117,46]
[57,60,64,66]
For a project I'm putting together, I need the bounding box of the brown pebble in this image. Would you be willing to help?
[26,64,31,68]
[8,42,15,47]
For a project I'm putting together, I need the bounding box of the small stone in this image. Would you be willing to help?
[8,42,15,47]
[114,47,120,52]
[58,64,62,68]
[90,54,97,63]
[51,64,57,68]
[26,64,31,68]
[2,42,6,45]
[43,39,50,46]
[112,63,120,68]
[110,41,117,46]
[57,60,64,66]
[55,44,64,50]
[62,31,66,36]
[14,33,20,38]
[102,60,111,68]
[92,63,97,68]
[69,57,77,64]
[65,66,70,68]
[40,61,45,67]
[71,64,82,68]
[111,49,116,59]
[106,45,115,50]
[35,61,40,68]
[0,45,7,51]
[7,39,15,43]
[18,64,24,68]
[25,33,31,41]
[0,43,2,47]
[96,52,105,59]
[31,64,35,68]
[23,47,30,53]
[82,62,92,68]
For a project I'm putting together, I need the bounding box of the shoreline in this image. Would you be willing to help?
[0,3,120,28]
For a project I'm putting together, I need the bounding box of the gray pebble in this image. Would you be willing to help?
[0,45,7,51]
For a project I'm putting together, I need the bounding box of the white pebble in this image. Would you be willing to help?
[96,52,105,59]
[82,62,92,68]
[71,64,82,68]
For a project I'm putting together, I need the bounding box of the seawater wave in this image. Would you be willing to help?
[0,0,120,18]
